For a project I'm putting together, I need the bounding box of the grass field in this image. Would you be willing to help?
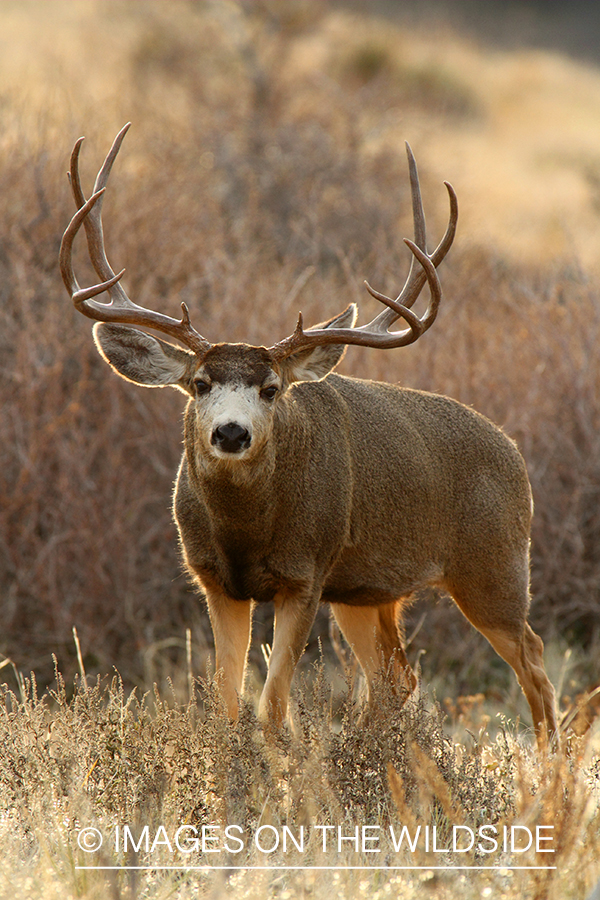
[1,2,600,897]
[1,664,599,899]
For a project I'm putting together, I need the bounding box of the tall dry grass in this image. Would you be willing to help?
[0,668,598,899]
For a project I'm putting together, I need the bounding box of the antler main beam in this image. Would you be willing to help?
[59,123,212,357]
[269,144,457,361]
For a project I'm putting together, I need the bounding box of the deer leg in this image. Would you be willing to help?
[330,601,416,699]
[477,622,558,748]
[258,589,320,726]
[204,588,253,719]
[448,568,557,747]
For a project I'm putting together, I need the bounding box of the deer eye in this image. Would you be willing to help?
[260,385,278,402]
[194,379,211,397]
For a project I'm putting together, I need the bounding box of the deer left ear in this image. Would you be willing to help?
[279,304,358,384]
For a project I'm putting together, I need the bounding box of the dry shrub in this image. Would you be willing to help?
[0,1,599,704]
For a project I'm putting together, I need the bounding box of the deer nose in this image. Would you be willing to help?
[211,422,252,453]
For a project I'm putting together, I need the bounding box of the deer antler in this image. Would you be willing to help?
[269,143,457,361]
[60,123,212,357]
[61,129,456,361]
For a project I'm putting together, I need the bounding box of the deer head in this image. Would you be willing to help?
[60,124,457,465]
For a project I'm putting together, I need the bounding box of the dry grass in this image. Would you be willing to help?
[1,2,600,895]
[0,667,599,899]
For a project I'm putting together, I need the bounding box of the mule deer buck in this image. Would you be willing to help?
[60,125,557,747]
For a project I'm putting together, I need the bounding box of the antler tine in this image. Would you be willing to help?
[269,145,455,361]
[68,124,132,306]
[60,187,105,297]
[364,142,457,332]
[270,236,443,360]
[61,125,212,357]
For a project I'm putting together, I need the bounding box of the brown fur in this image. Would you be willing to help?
[94,320,557,746]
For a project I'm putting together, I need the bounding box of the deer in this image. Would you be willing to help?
[60,124,557,748]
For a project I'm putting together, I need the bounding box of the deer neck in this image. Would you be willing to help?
[183,397,312,542]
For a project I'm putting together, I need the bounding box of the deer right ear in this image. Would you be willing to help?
[278,304,359,385]
[93,323,195,390]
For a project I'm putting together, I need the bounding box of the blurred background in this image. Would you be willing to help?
[1,1,599,719]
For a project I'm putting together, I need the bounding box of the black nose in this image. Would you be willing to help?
[211,422,251,453]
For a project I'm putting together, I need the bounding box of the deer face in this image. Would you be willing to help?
[92,315,356,466]
[190,345,281,461]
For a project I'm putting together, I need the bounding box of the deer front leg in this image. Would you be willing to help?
[258,588,320,727]
[204,586,253,719]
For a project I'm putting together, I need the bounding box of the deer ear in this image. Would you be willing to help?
[279,304,358,384]
[93,323,195,390]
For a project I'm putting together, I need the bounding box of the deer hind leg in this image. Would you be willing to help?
[204,586,253,720]
[330,600,417,701]
[449,575,557,747]
[478,622,557,747]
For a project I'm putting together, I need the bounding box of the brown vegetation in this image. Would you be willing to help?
[0,670,598,899]
[1,2,599,701]
[1,3,600,898]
